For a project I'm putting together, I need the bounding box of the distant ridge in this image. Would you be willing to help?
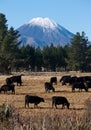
[17,17,74,48]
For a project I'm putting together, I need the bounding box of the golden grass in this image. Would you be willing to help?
[0,72,91,117]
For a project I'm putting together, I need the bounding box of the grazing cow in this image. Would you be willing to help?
[50,77,57,85]
[60,75,71,85]
[52,96,70,109]
[6,75,22,86]
[71,82,88,92]
[44,82,55,92]
[25,95,45,108]
[0,84,15,94]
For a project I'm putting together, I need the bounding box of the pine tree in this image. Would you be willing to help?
[0,13,21,73]
[0,13,8,45]
[35,47,43,71]
[69,32,88,71]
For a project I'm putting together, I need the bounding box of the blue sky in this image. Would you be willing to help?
[0,0,91,40]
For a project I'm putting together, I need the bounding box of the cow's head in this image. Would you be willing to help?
[41,98,45,102]
[67,102,70,109]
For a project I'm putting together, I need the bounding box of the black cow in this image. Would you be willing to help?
[6,75,22,86]
[52,96,70,109]
[0,84,15,94]
[25,95,45,108]
[71,82,88,92]
[50,77,57,85]
[44,82,55,92]
[60,75,71,85]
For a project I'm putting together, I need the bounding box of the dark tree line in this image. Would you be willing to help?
[0,13,91,73]
[19,44,67,72]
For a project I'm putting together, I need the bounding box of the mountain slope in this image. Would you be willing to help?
[17,17,74,48]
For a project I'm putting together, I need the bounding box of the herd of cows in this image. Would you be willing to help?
[0,74,91,109]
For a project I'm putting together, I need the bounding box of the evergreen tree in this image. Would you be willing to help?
[56,45,68,71]
[1,27,21,72]
[42,45,50,71]
[48,44,57,71]
[69,32,88,71]
[43,44,58,71]
[35,47,43,71]
[0,13,21,73]
[63,44,72,71]
[20,45,36,71]
[0,13,8,45]
[86,45,91,71]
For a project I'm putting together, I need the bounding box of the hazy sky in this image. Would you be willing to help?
[0,0,91,40]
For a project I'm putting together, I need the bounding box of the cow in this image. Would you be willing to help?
[44,82,55,92]
[71,81,88,92]
[6,75,22,86]
[0,84,15,94]
[25,95,45,108]
[60,75,71,85]
[52,96,70,109]
[50,77,57,85]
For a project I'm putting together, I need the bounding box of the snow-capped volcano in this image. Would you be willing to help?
[17,17,74,48]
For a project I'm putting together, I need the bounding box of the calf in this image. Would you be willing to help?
[0,84,15,94]
[52,96,70,109]
[44,82,55,92]
[50,77,57,85]
[25,95,45,108]
[6,75,22,86]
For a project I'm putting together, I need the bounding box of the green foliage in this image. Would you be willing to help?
[0,13,8,44]
[42,43,67,71]
[66,32,88,71]
[0,13,21,73]
[20,45,36,71]
[35,47,43,71]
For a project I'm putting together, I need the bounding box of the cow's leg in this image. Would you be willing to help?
[52,102,54,108]
[55,104,57,109]
[27,103,29,108]
[72,87,75,92]
[62,104,64,109]
[34,103,38,108]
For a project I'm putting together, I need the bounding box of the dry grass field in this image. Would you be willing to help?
[0,72,91,129]
[0,71,91,117]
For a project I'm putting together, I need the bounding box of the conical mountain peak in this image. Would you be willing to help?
[18,17,74,48]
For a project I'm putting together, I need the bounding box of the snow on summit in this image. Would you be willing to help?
[18,17,74,48]
[27,17,57,29]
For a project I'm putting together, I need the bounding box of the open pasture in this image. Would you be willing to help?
[0,72,91,116]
